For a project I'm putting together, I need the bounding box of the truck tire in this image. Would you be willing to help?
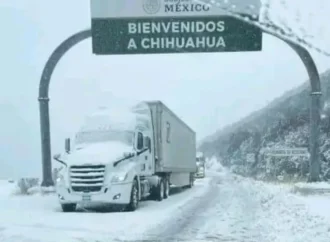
[126,179,139,212]
[164,178,170,199]
[149,177,165,201]
[156,178,164,201]
[187,173,194,188]
[61,203,76,212]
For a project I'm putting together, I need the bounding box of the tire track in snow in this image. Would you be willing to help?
[142,175,222,241]
[175,173,278,242]
[172,173,265,242]
[141,171,271,242]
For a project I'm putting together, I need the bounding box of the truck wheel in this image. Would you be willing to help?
[126,179,139,212]
[61,203,76,212]
[164,178,170,199]
[157,179,164,201]
[188,173,194,188]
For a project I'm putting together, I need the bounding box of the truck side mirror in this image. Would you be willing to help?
[136,133,143,150]
[53,153,61,160]
[53,153,67,167]
[65,138,71,153]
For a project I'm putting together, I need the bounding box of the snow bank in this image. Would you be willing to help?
[0,180,18,196]
[0,178,50,197]
[206,156,224,172]
[254,181,330,241]
[216,175,330,241]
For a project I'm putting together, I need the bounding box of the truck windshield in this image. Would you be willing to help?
[75,129,134,146]
[196,157,205,162]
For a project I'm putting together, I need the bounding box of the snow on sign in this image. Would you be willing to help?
[90,0,262,55]
[264,148,310,157]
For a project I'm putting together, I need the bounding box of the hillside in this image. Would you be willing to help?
[199,70,330,181]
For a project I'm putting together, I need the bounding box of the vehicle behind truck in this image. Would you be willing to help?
[195,152,206,178]
[54,101,196,212]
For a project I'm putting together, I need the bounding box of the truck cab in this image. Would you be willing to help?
[54,105,154,212]
[54,101,196,212]
[195,155,206,178]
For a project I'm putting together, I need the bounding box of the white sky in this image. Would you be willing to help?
[0,0,329,178]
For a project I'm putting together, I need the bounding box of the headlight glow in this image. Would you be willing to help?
[111,173,128,183]
[56,174,65,185]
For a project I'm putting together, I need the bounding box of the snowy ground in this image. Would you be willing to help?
[1,164,330,242]
[0,177,211,242]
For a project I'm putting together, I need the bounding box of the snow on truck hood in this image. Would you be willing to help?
[67,141,134,166]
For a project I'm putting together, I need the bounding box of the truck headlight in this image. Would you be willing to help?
[56,174,65,186]
[111,173,128,183]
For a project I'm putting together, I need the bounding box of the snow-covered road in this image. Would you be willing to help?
[0,177,212,242]
[1,166,330,242]
[145,170,330,242]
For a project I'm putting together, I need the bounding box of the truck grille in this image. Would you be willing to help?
[70,165,105,192]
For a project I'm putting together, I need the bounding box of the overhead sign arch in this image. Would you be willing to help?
[38,0,321,187]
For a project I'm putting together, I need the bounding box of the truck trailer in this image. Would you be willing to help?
[54,101,196,212]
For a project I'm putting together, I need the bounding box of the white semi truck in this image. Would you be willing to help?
[195,152,206,178]
[54,101,196,212]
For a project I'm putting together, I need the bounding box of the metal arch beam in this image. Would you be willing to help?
[38,29,91,187]
[261,27,321,182]
[38,25,322,187]
[287,42,321,182]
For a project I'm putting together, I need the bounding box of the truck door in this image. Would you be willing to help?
[136,131,152,176]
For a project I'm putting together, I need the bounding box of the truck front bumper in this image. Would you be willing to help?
[56,182,132,206]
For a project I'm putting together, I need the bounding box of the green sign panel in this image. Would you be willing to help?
[90,0,262,55]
